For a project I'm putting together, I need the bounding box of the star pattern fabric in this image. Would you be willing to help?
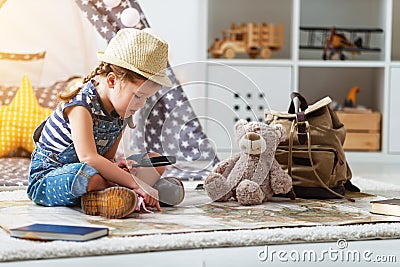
[0,75,52,157]
[125,85,217,180]
[75,0,218,180]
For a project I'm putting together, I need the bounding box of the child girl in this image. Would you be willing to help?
[27,28,184,219]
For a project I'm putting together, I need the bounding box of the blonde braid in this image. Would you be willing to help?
[82,62,112,84]
[58,62,112,103]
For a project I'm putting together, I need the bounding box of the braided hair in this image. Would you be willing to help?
[58,62,147,103]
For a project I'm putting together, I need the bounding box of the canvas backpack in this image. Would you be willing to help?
[265,92,359,201]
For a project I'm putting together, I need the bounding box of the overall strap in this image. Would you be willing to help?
[33,119,48,143]
[81,81,103,114]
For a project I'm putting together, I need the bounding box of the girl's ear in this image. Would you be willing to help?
[106,72,116,89]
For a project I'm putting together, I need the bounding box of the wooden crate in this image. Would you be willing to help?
[336,111,381,151]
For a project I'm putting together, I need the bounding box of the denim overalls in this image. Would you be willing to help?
[27,84,125,206]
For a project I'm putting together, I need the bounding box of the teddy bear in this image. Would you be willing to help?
[204,119,294,205]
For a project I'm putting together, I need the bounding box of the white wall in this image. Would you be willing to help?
[138,0,207,115]
[139,0,205,68]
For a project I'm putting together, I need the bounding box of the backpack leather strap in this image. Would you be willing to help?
[305,131,355,202]
[296,112,307,145]
[289,92,309,145]
[287,120,355,202]
[288,92,308,114]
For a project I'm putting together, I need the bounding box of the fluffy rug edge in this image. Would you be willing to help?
[1,222,400,262]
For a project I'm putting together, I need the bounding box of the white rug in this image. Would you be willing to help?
[0,177,399,262]
[350,176,400,198]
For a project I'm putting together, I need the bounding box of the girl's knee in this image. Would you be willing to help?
[144,152,166,175]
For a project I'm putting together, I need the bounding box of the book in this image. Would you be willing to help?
[370,198,400,217]
[9,223,108,242]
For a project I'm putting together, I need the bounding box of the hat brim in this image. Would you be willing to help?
[97,52,173,88]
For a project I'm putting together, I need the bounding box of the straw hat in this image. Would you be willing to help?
[97,28,172,87]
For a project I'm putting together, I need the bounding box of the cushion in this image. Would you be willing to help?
[0,75,52,157]
[0,76,81,157]
[0,76,81,109]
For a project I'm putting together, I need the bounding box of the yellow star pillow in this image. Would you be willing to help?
[0,74,52,157]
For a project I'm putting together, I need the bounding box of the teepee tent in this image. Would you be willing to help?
[0,0,217,180]
[0,0,105,86]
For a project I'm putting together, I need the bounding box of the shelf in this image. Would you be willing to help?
[205,63,292,150]
[388,68,400,154]
[206,59,388,68]
[392,0,400,61]
[202,0,398,157]
[206,59,293,67]
[298,67,385,113]
[298,60,386,68]
[207,0,293,60]
[299,0,386,61]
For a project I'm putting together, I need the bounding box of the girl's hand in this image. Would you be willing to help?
[116,159,162,211]
[134,181,162,212]
[116,159,138,174]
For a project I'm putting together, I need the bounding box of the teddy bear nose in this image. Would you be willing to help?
[245,132,261,141]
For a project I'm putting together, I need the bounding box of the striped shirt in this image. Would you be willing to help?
[38,82,116,153]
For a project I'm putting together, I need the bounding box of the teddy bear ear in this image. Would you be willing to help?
[234,119,248,131]
[234,119,248,143]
